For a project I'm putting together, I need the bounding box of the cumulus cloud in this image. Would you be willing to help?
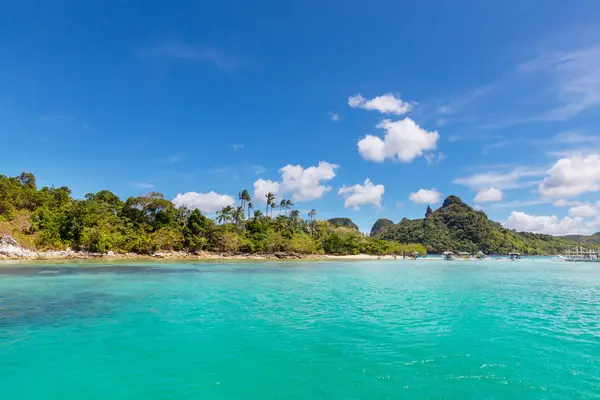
[409,189,442,204]
[474,188,503,203]
[253,179,280,203]
[539,154,600,198]
[253,161,339,203]
[504,211,595,235]
[328,112,341,122]
[348,93,413,115]
[172,191,235,213]
[454,167,545,190]
[357,118,439,163]
[338,179,385,210]
[568,204,598,218]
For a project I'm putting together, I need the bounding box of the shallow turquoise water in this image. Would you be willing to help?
[1,259,600,399]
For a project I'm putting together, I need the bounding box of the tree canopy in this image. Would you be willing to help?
[0,172,424,256]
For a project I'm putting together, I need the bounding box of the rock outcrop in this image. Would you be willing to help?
[0,235,37,258]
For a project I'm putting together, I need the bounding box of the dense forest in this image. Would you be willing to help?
[0,172,424,256]
[375,195,574,255]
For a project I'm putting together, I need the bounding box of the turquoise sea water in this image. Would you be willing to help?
[1,259,599,399]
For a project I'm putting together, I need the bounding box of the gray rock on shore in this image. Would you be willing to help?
[0,235,37,258]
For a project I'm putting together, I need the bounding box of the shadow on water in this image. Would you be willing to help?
[0,291,124,329]
[0,263,310,277]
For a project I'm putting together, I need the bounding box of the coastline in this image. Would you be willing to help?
[0,249,411,262]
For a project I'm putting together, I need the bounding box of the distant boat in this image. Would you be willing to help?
[442,251,456,260]
[509,252,521,261]
[557,246,599,262]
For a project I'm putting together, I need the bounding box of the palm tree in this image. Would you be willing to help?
[265,192,276,217]
[308,208,317,235]
[253,209,263,221]
[238,189,251,214]
[269,197,277,217]
[279,199,286,215]
[285,199,294,215]
[233,206,244,226]
[247,202,254,219]
[216,205,233,225]
[290,209,300,227]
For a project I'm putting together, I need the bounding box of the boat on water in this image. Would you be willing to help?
[442,251,456,260]
[509,252,521,261]
[556,246,599,262]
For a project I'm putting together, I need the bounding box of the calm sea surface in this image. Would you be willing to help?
[1,259,599,399]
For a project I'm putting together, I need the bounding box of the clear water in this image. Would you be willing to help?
[1,259,599,399]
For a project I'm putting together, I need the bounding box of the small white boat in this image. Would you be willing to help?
[442,251,456,260]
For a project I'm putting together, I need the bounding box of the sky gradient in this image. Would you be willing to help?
[2,0,600,234]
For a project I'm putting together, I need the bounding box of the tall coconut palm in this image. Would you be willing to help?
[247,202,254,219]
[308,208,317,235]
[265,192,276,217]
[285,199,294,215]
[253,209,263,221]
[269,197,277,217]
[238,189,251,214]
[279,199,286,215]
[290,209,300,227]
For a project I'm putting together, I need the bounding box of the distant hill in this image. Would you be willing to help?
[376,196,571,255]
[370,218,394,237]
[561,232,600,243]
[327,218,359,230]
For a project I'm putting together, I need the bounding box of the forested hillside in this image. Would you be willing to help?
[375,196,572,255]
[561,232,600,243]
[0,172,424,256]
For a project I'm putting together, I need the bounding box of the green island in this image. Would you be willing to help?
[0,172,594,257]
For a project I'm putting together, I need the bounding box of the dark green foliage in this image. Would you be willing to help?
[0,171,424,256]
[380,196,572,255]
[327,218,359,230]
[370,218,394,237]
[425,206,433,218]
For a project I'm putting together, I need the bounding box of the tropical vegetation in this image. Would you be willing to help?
[375,195,574,255]
[0,172,424,256]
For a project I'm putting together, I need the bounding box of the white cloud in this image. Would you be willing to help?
[172,191,235,213]
[231,144,244,150]
[253,161,339,203]
[357,118,439,163]
[504,211,594,235]
[474,188,503,203]
[568,204,598,218]
[454,167,545,190]
[253,179,280,203]
[539,154,600,198]
[328,111,341,122]
[409,189,442,204]
[338,179,384,210]
[348,93,413,115]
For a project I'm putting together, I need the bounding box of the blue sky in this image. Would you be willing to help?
[2,0,600,234]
